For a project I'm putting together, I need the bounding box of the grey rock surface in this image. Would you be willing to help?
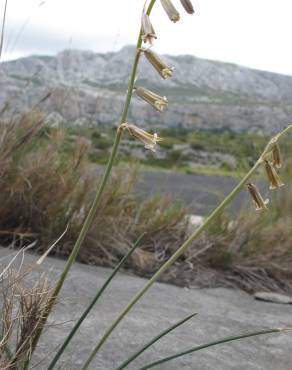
[254,292,292,305]
[1,46,292,133]
[0,247,292,370]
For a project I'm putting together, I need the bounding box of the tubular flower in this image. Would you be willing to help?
[141,12,157,45]
[160,0,180,22]
[246,183,269,211]
[134,86,168,112]
[264,160,284,189]
[272,142,282,168]
[120,123,162,152]
[142,48,173,79]
[180,0,194,14]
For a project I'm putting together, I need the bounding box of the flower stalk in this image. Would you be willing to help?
[24,1,158,367]
[46,234,145,370]
[81,125,292,369]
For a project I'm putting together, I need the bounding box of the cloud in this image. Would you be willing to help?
[2,0,292,75]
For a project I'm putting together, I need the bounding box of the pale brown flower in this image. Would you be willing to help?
[180,0,194,14]
[246,183,269,211]
[142,48,173,79]
[141,12,157,45]
[160,0,180,22]
[134,86,168,112]
[120,123,162,152]
[272,142,282,168]
[264,160,284,189]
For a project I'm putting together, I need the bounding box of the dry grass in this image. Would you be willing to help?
[160,177,292,293]
[0,257,52,369]
[0,111,292,293]
[0,112,188,273]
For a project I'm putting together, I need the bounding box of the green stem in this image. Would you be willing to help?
[80,160,260,370]
[47,234,145,370]
[115,313,197,370]
[21,123,123,370]
[0,0,8,61]
[22,1,158,368]
[81,124,292,369]
[136,328,280,370]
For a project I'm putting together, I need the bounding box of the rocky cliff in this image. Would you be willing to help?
[1,46,292,133]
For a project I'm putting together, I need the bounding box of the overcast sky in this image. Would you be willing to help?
[1,0,292,75]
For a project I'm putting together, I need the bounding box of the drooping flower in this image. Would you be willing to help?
[134,86,168,112]
[246,183,269,211]
[141,12,157,45]
[160,0,180,22]
[180,0,194,14]
[264,160,284,189]
[120,123,162,152]
[142,48,173,79]
[272,142,282,168]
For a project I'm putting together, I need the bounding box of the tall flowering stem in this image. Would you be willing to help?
[24,0,158,366]
[81,125,292,369]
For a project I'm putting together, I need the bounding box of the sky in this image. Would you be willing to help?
[1,0,292,75]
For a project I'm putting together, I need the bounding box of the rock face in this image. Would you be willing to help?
[254,292,292,304]
[1,46,292,133]
[0,247,291,370]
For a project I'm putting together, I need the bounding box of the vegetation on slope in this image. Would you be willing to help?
[0,113,292,293]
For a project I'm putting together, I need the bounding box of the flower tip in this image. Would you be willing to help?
[143,48,173,80]
[264,160,284,190]
[180,0,195,14]
[160,0,180,22]
[141,12,157,45]
[246,183,269,211]
[278,327,292,333]
[122,123,162,152]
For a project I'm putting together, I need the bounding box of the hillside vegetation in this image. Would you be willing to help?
[1,113,292,293]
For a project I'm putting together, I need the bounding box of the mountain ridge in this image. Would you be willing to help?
[1,46,292,133]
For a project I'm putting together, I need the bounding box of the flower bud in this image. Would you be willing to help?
[160,0,180,22]
[180,0,194,14]
[246,183,269,211]
[141,12,157,45]
[120,123,162,152]
[134,86,168,112]
[272,142,282,168]
[264,160,284,189]
[142,48,173,79]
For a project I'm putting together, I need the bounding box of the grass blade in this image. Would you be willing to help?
[0,0,8,60]
[115,312,197,370]
[46,233,145,370]
[136,328,281,370]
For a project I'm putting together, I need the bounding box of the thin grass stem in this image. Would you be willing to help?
[22,1,158,367]
[136,328,281,370]
[81,124,292,369]
[46,233,145,370]
[0,0,8,61]
[115,312,197,370]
